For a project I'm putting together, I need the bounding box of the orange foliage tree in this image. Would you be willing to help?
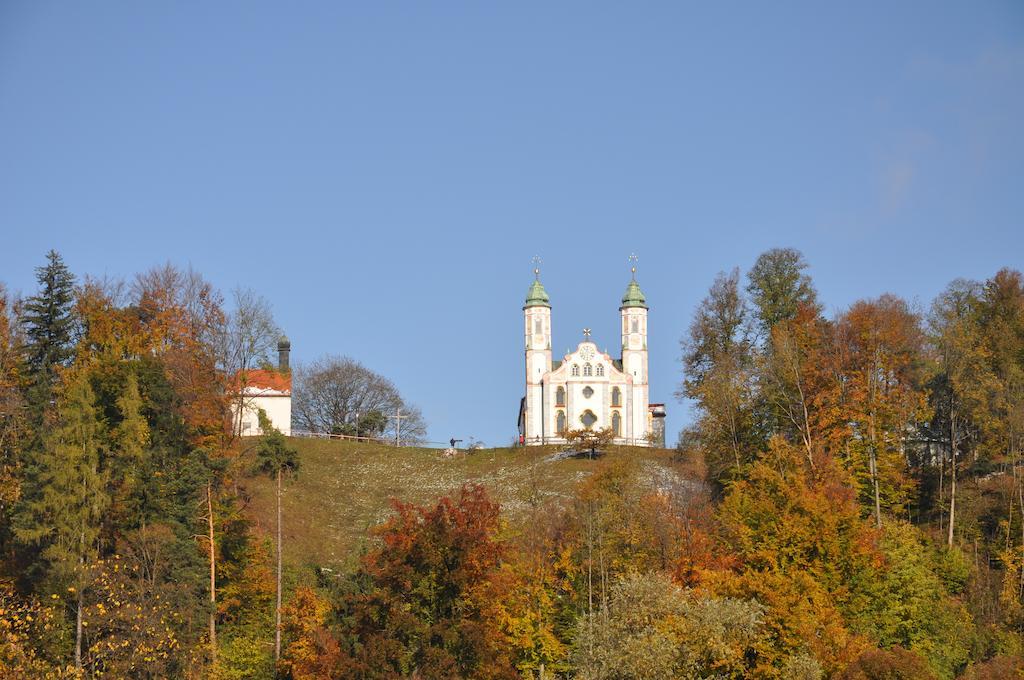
[328,484,519,679]
[836,295,930,527]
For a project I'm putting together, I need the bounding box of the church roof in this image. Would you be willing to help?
[231,369,292,395]
[524,278,551,308]
[621,279,648,309]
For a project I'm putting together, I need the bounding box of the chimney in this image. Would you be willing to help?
[278,335,291,372]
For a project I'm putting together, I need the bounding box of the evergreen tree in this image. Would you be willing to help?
[110,371,150,531]
[20,250,77,422]
[14,370,109,672]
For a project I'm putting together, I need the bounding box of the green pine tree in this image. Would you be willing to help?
[20,250,77,425]
[110,371,150,530]
[14,370,109,672]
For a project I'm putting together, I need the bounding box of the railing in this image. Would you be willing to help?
[520,435,654,447]
[289,429,452,449]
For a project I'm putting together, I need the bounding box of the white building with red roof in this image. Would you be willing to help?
[231,337,292,436]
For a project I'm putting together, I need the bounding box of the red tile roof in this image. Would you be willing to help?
[232,369,291,394]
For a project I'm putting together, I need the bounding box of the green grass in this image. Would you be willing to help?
[239,437,684,569]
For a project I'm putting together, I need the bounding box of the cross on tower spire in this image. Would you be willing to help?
[531,255,542,280]
[583,327,592,340]
[628,253,639,280]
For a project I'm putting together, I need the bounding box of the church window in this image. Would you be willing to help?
[596,364,604,377]
[583,363,593,377]
[612,411,621,436]
[582,386,594,399]
[631,319,639,333]
[580,410,598,429]
[556,410,566,434]
[571,364,580,377]
[612,387,621,407]
[555,386,565,406]
[534,319,542,334]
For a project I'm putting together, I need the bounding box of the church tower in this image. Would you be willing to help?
[620,264,649,442]
[523,267,552,443]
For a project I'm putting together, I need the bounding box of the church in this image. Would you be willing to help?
[231,336,293,437]
[517,264,666,447]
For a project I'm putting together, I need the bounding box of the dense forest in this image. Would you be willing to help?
[1,249,1022,679]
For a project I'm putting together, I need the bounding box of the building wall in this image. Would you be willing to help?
[234,392,292,436]
[525,341,649,446]
[523,304,552,442]
[522,287,654,447]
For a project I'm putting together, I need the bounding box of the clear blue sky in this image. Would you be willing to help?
[1,2,1022,446]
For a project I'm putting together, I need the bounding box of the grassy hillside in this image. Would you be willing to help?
[239,437,686,569]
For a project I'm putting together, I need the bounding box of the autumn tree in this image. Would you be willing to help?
[13,370,109,672]
[836,647,938,680]
[333,484,518,679]
[573,572,772,680]
[679,269,760,480]
[221,288,280,438]
[0,287,26,560]
[836,295,929,527]
[926,279,993,545]
[132,264,227,448]
[758,304,842,468]
[714,438,873,675]
[563,427,616,458]
[79,554,183,677]
[279,586,341,680]
[132,263,229,663]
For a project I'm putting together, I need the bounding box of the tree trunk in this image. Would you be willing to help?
[947,406,957,547]
[870,447,882,529]
[868,399,882,529]
[938,442,944,535]
[75,585,83,671]
[207,482,217,663]
[275,467,283,664]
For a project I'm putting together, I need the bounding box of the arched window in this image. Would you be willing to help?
[555,386,566,406]
[571,364,580,377]
[596,364,604,377]
[556,410,566,435]
[612,411,621,436]
[580,410,598,429]
[583,363,593,377]
[631,319,639,333]
[611,387,621,406]
[534,319,542,334]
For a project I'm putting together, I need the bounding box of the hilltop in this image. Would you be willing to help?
[239,437,690,568]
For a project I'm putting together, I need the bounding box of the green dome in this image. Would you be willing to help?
[524,279,551,308]
[621,279,648,308]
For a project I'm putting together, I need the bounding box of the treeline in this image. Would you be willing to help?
[0,251,422,678]
[269,251,1024,679]
[2,248,1022,679]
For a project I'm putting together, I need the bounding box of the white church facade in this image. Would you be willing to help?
[517,266,665,447]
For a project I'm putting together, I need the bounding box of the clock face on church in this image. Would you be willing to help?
[580,345,595,360]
